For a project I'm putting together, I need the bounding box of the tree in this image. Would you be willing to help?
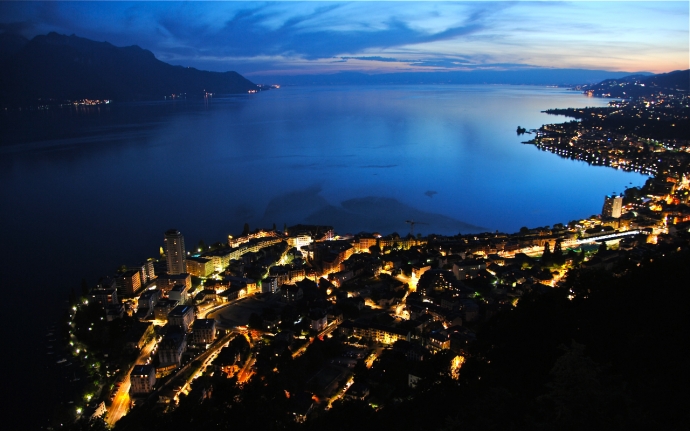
[242,223,250,236]
[542,242,552,264]
[553,239,565,265]
[247,312,264,330]
[69,288,77,306]
[598,241,607,254]
[519,226,529,234]
[81,278,89,297]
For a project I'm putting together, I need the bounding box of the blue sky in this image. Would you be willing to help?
[1,1,687,76]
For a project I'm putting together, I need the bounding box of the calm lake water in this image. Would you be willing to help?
[0,85,646,427]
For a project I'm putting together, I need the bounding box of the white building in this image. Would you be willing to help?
[130,364,156,394]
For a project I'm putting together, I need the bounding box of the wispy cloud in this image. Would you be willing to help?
[0,1,687,75]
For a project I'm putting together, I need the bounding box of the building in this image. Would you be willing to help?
[140,258,156,284]
[138,289,161,311]
[186,256,214,278]
[131,259,156,285]
[343,321,410,345]
[130,364,156,395]
[164,229,187,275]
[168,305,195,332]
[263,276,278,293]
[344,382,370,401]
[194,289,218,305]
[218,285,247,302]
[426,332,451,352]
[155,273,191,293]
[223,276,259,295]
[158,331,187,368]
[106,304,125,321]
[602,195,623,218]
[452,259,486,280]
[309,309,328,332]
[192,319,217,345]
[90,288,118,307]
[416,269,455,296]
[153,299,179,321]
[168,284,190,304]
[352,236,377,253]
[116,270,142,296]
[201,248,234,273]
[281,284,303,303]
[411,265,431,280]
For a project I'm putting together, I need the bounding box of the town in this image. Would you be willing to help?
[64,192,690,428]
[526,88,689,178]
[58,89,690,430]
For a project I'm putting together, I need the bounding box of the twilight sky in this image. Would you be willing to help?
[1,1,688,77]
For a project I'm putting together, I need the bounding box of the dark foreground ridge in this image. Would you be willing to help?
[0,32,258,108]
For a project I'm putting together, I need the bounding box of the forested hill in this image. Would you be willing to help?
[583,69,689,98]
[0,32,257,107]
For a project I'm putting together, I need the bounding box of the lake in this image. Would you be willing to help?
[0,84,645,427]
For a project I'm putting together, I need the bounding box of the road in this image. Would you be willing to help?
[156,330,237,401]
[236,353,255,384]
[106,338,157,426]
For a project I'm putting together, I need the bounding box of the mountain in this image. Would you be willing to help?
[0,32,257,107]
[581,69,689,98]
[0,32,29,59]
[259,187,486,235]
[641,69,690,90]
[254,68,647,87]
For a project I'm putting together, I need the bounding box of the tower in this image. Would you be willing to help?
[164,229,187,275]
[602,195,623,218]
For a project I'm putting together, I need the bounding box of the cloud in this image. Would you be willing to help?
[146,2,497,62]
[0,1,687,75]
[408,59,474,68]
[341,56,401,63]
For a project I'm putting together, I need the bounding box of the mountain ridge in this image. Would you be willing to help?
[580,69,689,97]
[0,32,257,107]
[252,68,653,87]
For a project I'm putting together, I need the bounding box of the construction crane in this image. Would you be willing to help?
[405,220,428,236]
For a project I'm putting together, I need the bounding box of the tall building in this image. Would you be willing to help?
[602,195,623,218]
[165,229,187,275]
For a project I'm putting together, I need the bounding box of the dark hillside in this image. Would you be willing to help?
[0,32,257,107]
